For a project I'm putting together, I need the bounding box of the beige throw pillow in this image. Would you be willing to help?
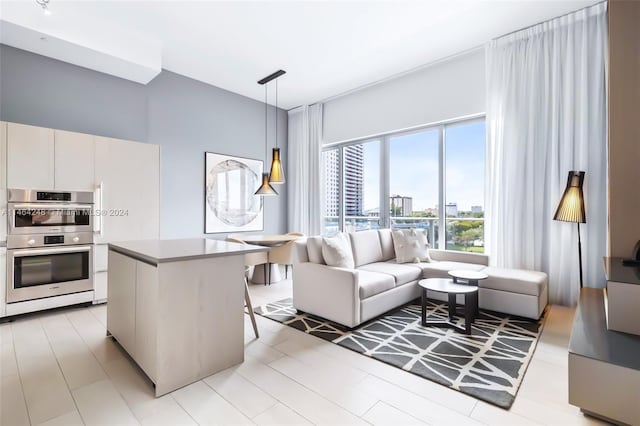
[322,233,355,268]
[391,229,431,263]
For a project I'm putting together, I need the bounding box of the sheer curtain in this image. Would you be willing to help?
[485,2,608,306]
[287,104,322,236]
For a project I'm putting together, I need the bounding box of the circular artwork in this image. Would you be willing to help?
[206,159,262,226]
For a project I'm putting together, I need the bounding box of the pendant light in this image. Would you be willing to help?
[268,78,285,184]
[255,80,278,196]
[255,70,286,187]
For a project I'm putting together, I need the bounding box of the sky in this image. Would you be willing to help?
[362,120,485,213]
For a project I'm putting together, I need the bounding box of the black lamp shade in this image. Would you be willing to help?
[254,172,278,196]
[554,171,586,223]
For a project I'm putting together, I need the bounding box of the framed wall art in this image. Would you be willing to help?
[205,152,263,233]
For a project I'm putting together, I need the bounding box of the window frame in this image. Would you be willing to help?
[322,114,485,252]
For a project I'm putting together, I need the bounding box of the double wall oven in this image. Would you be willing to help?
[6,189,94,303]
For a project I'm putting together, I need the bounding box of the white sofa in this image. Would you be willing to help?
[293,229,548,328]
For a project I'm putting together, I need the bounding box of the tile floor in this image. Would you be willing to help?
[0,277,608,426]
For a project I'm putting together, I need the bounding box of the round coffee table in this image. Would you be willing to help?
[418,278,479,335]
[448,270,488,318]
[448,269,488,286]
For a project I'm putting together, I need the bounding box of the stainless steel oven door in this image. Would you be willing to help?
[8,203,93,234]
[7,245,94,303]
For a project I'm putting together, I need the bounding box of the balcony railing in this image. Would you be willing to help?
[322,216,484,253]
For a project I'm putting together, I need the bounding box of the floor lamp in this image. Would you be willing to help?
[553,171,586,288]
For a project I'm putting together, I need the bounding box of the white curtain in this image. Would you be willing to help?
[485,2,608,306]
[287,104,323,236]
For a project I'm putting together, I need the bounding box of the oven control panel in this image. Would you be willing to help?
[44,235,65,245]
[6,232,94,249]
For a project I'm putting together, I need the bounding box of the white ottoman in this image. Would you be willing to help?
[479,267,548,319]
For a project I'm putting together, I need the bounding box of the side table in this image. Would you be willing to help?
[419,278,479,335]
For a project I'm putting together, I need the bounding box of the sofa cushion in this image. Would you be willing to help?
[418,261,486,279]
[391,229,430,263]
[358,270,396,299]
[349,230,384,267]
[322,233,354,268]
[358,262,422,286]
[378,229,395,261]
[306,236,325,264]
[480,267,547,296]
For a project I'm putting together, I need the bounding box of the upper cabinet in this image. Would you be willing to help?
[54,130,95,191]
[0,122,6,242]
[95,136,160,243]
[7,122,55,190]
[4,122,160,244]
[6,125,95,191]
[0,121,6,190]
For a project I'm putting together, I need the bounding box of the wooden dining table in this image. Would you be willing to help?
[233,234,300,284]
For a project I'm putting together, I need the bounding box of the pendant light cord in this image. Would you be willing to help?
[275,79,278,149]
[264,84,268,162]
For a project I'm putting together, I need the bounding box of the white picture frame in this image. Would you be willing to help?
[204,152,264,233]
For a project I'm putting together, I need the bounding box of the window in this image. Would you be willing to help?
[445,121,485,252]
[322,149,339,235]
[344,141,380,233]
[389,128,439,245]
[322,117,485,253]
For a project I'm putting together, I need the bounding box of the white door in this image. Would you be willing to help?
[94,136,160,243]
[54,130,95,191]
[7,123,55,190]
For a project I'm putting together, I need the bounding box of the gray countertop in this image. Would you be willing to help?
[109,238,268,265]
[568,288,640,371]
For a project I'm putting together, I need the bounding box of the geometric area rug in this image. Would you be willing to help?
[255,298,545,409]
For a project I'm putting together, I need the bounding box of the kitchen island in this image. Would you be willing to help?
[107,238,267,396]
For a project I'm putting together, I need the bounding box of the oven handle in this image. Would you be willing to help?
[11,245,93,257]
[10,203,93,210]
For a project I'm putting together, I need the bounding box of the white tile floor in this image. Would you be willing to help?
[0,277,609,426]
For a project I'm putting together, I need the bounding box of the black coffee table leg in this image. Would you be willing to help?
[421,288,427,326]
[464,294,473,334]
[447,293,456,320]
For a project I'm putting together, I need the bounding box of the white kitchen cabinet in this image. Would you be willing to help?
[107,251,136,353]
[54,130,95,191]
[94,271,108,302]
[0,121,6,189]
[94,136,160,244]
[0,248,6,318]
[7,122,55,190]
[1,122,7,243]
[93,244,109,303]
[135,261,158,380]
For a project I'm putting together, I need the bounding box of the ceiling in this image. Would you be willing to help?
[0,0,600,109]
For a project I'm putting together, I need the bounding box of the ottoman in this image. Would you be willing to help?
[479,267,548,319]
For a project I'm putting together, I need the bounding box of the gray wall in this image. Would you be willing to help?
[323,48,486,144]
[0,44,288,238]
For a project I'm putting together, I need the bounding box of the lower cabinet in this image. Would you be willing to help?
[107,250,158,381]
[107,251,136,354]
[0,248,6,318]
[93,244,109,303]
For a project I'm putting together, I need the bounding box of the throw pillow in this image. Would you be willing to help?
[412,229,432,263]
[322,233,355,269]
[391,229,431,263]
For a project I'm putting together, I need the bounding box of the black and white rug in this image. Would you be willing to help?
[255,298,545,409]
